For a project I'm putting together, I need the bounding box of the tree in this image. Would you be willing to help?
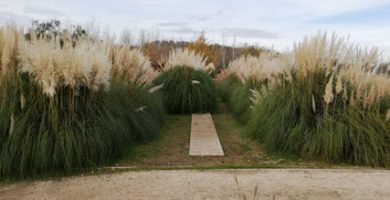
[26,20,88,45]
[188,31,219,66]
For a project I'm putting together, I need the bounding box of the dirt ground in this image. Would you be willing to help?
[118,109,268,168]
[1,169,389,200]
[118,104,328,169]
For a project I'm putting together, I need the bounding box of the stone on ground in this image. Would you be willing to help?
[189,113,224,156]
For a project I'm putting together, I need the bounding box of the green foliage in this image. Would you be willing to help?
[218,74,240,102]
[0,75,164,179]
[154,66,217,114]
[108,82,165,143]
[218,74,262,123]
[245,72,390,166]
[27,19,88,42]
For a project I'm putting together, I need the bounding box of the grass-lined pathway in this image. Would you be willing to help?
[116,103,338,168]
[189,113,224,156]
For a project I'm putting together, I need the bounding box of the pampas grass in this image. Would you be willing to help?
[0,27,165,178]
[18,39,111,96]
[109,46,158,86]
[218,74,261,122]
[155,48,217,114]
[219,32,390,166]
[218,52,289,122]
[0,32,120,177]
[244,32,390,166]
[154,66,217,114]
[227,53,290,84]
[108,45,165,142]
[164,48,215,72]
[0,27,20,75]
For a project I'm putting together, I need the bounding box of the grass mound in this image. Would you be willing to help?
[154,66,217,114]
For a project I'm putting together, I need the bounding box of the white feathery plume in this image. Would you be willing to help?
[18,39,111,96]
[135,106,146,112]
[323,73,334,105]
[20,94,25,109]
[227,52,290,84]
[249,89,261,104]
[191,80,200,85]
[335,75,343,94]
[148,84,164,93]
[386,108,390,121]
[0,27,19,75]
[164,48,209,71]
[312,95,316,113]
[110,46,157,86]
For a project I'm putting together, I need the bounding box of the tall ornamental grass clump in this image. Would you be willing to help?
[218,53,289,122]
[0,28,164,178]
[0,27,20,154]
[154,49,217,114]
[246,33,390,166]
[108,46,165,142]
[0,31,117,177]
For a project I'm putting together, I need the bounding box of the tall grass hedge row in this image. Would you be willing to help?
[218,75,261,123]
[220,33,390,166]
[0,28,164,178]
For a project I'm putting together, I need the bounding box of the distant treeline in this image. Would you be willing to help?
[142,37,272,70]
[27,20,272,70]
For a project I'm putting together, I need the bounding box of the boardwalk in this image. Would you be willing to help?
[189,113,224,156]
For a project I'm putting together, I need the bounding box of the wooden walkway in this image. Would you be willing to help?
[189,113,224,156]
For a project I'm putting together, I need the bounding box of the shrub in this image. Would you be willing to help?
[155,66,217,114]
[245,33,390,166]
[246,75,390,166]
[0,35,120,177]
[0,28,164,178]
[218,74,261,122]
[218,74,240,102]
[218,53,288,122]
[155,48,217,114]
[109,46,165,142]
[219,33,390,166]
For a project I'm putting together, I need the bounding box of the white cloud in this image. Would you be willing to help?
[0,0,389,58]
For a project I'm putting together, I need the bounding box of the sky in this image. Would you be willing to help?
[1,0,390,58]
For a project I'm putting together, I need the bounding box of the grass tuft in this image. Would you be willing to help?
[154,66,217,114]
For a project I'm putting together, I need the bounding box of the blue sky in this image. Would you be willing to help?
[1,0,390,57]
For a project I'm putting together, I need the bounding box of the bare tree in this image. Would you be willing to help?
[138,29,146,47]
[120,28,133,46]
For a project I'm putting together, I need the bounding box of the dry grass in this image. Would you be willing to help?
[0,27,20,76]
[163,48,215,72]
[109,46,157,86]
[18,39,111,96]
[226,52,290,84]
[0,26,165,178]
[221,32,390,166]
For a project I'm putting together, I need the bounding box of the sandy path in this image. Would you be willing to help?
[0,169,389,200]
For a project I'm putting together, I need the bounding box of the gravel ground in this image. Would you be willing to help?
[0,169,389,200]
